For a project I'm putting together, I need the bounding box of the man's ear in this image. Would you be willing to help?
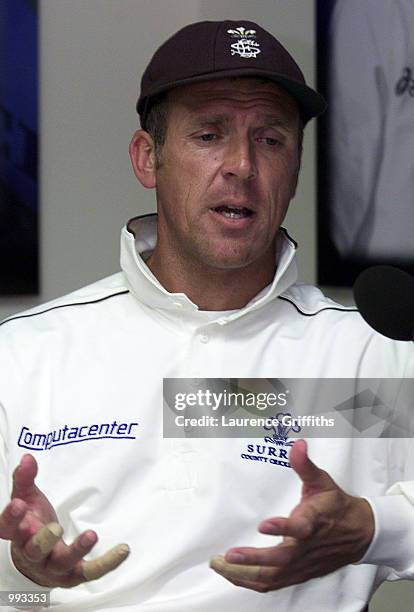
[129,130,157,189]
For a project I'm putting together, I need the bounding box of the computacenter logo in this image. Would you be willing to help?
[17,421,139,451]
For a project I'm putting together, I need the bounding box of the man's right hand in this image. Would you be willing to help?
[0,454,130,588]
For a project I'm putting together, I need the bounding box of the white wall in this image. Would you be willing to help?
[0,2,411,608]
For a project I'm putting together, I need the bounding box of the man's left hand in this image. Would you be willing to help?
[210,439,374,592]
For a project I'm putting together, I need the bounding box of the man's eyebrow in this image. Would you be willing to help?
[260,117,297,131]
[187,114,228,128]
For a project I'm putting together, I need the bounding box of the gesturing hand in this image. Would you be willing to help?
[0,454,129,588]
[210,439,374,592]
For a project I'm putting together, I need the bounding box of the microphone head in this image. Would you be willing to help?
[353,265,414,341]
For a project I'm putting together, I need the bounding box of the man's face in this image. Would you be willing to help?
[153,78,301,271]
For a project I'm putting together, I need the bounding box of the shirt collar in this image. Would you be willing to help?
[120,214,298,322]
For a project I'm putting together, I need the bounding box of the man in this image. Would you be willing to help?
[0,20,413,611]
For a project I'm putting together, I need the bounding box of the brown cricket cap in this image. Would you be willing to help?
[137,20,326,129]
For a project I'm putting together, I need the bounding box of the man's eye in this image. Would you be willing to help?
[259,137,281,146]
[199,133,218,142]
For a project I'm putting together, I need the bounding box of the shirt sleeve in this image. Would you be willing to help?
[357,403,414,579]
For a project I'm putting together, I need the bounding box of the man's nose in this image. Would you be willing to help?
[221,137,257,181]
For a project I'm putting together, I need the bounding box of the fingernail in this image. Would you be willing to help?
[226,552,245,563]
[81,533,95,547]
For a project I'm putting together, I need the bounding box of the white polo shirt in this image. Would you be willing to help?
[0,215,413,611]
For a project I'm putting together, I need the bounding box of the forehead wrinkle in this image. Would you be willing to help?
[169,82,300,135]
[179,80,296,102]
[181,96,299,127]
[186,112,297,133]
[189,91,292,108]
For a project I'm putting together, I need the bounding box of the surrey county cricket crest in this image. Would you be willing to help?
[227,27,261,59]
[241,412,301,469]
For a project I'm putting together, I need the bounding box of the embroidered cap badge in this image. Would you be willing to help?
[227,27,261,59]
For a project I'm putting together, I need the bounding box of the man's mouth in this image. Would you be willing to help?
[212,205,254,219]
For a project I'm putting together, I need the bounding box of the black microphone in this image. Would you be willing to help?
[353,265,414,341]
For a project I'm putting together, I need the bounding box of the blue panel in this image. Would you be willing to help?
[0,0,38,294]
